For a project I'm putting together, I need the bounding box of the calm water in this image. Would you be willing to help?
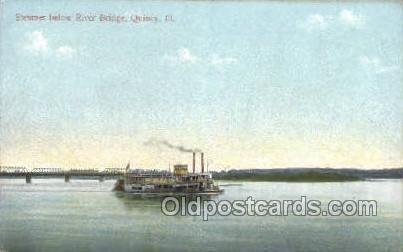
[0,179,402,252]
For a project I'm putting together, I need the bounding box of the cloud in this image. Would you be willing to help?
[56,46,75,58]
[300,10,365,31]
[299,14,328,31]
[24,31,48,53]
[339,10,365,28]
[359,56,399,74]
[165,48,199,64]
[177,48,198,63]
[209,54,238,65]
[24,31,75,59]
[165,48,237,67]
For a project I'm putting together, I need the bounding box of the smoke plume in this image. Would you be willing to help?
[144,138,201,153]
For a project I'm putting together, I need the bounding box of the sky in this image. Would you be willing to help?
[0,0,402,170]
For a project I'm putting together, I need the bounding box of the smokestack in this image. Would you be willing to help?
[192,152,196,174]
[201,152,204,173]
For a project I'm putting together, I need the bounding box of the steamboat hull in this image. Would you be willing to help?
[114,178,222,194]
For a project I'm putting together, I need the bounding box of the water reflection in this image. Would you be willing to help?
[114,191,220,211]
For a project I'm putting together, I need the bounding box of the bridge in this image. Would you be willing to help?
[0,166,126,183]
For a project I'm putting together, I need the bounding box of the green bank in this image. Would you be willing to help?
[214,171,361,182]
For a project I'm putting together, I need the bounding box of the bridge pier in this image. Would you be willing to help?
[65,175,70,183]
[26,174,32,183]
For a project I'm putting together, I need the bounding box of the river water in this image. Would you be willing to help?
[0,179,402,251]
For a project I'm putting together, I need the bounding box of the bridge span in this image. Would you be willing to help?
[0,166,125,183]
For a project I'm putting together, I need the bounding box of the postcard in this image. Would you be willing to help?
[0,1,402,251]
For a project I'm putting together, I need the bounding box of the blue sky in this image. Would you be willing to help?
[0,1,401,169]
